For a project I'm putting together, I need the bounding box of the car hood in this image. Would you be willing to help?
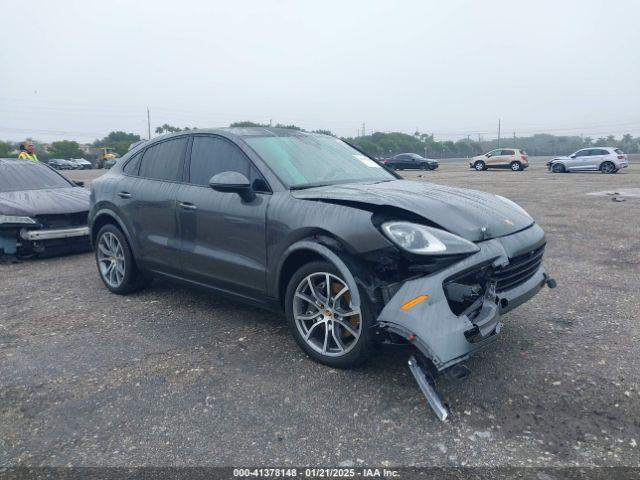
[291,180,534,241]
[0,187,90,217]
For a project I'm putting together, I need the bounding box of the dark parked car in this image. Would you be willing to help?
[384,153,438,170]
[89,128,555,419]
[0,159,90,258]
[48,158,78,170]
[68,158,94,170]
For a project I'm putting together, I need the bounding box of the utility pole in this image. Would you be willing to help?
[147,107,151,139]
[497,118,501,147]
[513,131,516,146]
[362,122,366,137]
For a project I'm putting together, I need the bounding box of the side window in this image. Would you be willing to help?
[138,138,188,181]
[488,150,500,156]
[502,149,515,156]
[123,151,142,176]
[598,149,609,155]
[189,136,268,191]
[574,150,588,157]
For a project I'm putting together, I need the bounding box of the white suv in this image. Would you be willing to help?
[547,147,629,174]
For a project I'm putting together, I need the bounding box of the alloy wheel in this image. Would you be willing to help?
[97,231,126,288]
[601,162,615,174]
[293,272,362,357]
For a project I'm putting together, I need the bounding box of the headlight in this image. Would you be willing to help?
[0,215,37,225]
[495,195,532,219]
[381,221,480,255]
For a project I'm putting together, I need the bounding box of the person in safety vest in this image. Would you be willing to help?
[17,141,39,161]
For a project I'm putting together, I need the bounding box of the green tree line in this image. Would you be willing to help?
[2,126,638,162]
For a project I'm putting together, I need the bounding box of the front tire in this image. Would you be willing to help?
[420,164,428,170]
[95,224,148,294]
[285,261,373,368]
[600,161,616,174]
[552,163,565,173]
[474,160,486,171]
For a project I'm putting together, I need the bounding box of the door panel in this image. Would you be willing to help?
[175,185,269,296]
[487,150,503,165]
[174,134,270,297]
[118,137,188,273]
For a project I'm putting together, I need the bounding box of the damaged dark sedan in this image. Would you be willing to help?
[89,128,556,420]
[0,159,91,259]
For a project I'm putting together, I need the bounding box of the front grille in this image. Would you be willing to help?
[492,244,545,292]
[35,212,88,229]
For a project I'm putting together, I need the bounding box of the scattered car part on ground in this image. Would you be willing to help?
[586,188,640,198]
[470,148,529,171]
[547,147,629,174]
[89,128,555,420]
[0,159,91,259]
[384,153,439,170]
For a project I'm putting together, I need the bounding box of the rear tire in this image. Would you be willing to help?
[95,224,149,294]
[600,161,616,174]
[510,161,523,171]
[474,161,486,171]
[552,163,565,173]
[285,260,373,368]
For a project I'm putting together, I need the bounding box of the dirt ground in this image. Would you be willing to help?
[1,157,639,467]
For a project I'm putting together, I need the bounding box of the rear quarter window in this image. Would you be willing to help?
[615,148,624,155]
[123,152,142,175]
[138,137,188,181]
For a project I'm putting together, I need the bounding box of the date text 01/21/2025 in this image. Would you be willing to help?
[232,468,400,478]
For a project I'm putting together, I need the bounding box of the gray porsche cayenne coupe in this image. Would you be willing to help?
[89,128,554,414]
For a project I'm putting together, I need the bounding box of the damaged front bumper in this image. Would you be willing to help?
[377,224,551,371]
[375,224,554,420]
[1,225,90,258]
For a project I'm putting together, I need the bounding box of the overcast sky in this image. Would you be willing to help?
[2,0,639,143]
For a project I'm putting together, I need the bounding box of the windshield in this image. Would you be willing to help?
[243,134,395,189]
[0,161,72,192]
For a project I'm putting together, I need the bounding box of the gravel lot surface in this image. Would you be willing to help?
[1,157,639,467]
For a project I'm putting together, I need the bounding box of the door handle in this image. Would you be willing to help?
[179,201,197,211]
[117,191,132,199]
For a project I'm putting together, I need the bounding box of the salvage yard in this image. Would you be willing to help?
[1,158,639,467]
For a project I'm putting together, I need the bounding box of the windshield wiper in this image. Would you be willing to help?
[289,182,333,190]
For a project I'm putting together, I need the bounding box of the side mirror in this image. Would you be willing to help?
[209,171,255,201]
[570,154,576,158]
[486,153,492,158]
[73,180,85,187]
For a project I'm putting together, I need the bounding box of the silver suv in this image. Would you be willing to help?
[547,147,629,174]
